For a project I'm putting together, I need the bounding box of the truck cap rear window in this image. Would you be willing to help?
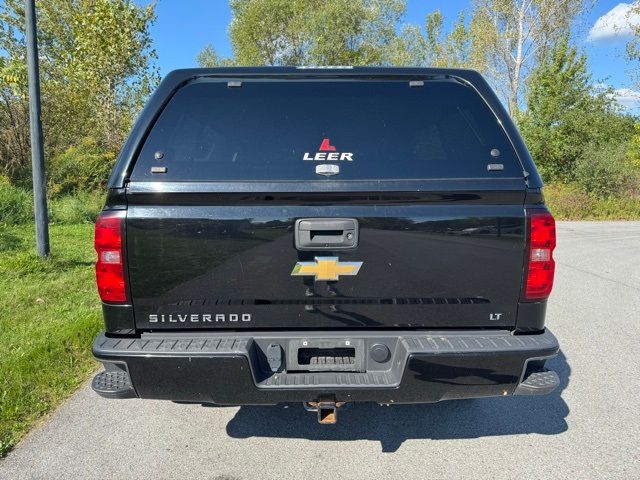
[131,79,521,182]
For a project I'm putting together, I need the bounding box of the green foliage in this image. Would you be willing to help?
[627,124,640,168]
[47,138,115,195]
[0,180,102,226]
[384,24,424,66]
[200,0,407,67]
[0,223,102,457]
[422,11,473,68]
[198,1,483,69]
[386,9,476,69]
[0,84,29,183]
[574,143,633,197]
[518,36,636,182]
[49,192,104,224]
[0,0,159,185]
[543,182,590,219]
[545,182,640,220]
[201,0,588,115]
[197,45,236,67]
[0,176,33,225]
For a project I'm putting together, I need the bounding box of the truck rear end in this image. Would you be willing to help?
[92,67,559,423]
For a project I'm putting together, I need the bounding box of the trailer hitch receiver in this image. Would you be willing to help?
[303,399,345,424]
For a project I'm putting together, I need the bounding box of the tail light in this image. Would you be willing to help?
[95,211,127,303]
[523,211,556,301]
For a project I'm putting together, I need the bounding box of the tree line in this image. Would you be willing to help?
[1,0,639,204]
[0,0,157,193]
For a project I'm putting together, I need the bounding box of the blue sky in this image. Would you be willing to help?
[144,1,640,110]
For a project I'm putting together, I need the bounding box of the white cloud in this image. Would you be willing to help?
[611,87,640,109]
[587,2,640,41]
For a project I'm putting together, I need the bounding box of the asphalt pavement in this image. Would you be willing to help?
[1,222,639,479]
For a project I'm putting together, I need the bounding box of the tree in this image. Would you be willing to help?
[469,0,588,116]
[384,24,426,66]
[0,56,30,182]
[518,36,635,181]
[383,10,492,71]
[0,0,158,185]
[627,2,640,88]
[199,0,407,67]
[423,11,474,68]
[197,45,235,67]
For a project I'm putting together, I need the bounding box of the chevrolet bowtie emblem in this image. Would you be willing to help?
[291,257,363,281]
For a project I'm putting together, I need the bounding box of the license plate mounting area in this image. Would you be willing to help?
[287,339,365,372]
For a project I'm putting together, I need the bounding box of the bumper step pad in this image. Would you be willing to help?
[92,370,136,399]
[514,369,560,396]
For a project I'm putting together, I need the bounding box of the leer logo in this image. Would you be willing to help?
[291,256,363,281]
[303,138,354,162]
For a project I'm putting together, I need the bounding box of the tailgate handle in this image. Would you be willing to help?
[295,218,358,250]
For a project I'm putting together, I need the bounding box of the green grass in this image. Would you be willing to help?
[0,180,104,226]
[0,223,102,457]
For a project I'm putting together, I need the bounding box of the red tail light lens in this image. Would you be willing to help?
[95,211,126,303]
[524,211,556,301]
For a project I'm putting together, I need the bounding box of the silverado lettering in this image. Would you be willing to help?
[148,314,252,323]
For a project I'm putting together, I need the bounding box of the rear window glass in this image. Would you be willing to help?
[131,79,521,181]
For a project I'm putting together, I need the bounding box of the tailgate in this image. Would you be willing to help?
[125,187,526,330]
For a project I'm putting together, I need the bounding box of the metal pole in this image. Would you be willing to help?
[25,0,50,257]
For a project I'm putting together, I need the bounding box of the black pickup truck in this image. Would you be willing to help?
[91,67,559,423]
